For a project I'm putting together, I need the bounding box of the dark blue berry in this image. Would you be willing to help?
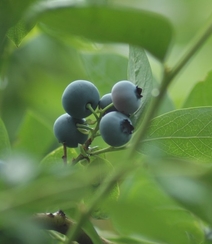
[99,111,134,147]
[98,93,117,114]
[111,80,142,114]
[62,80,100,119]
[53,114,88,148]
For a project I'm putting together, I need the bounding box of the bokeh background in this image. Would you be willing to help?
[1,1,212,243]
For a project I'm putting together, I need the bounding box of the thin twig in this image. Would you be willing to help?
[62,143,67,165]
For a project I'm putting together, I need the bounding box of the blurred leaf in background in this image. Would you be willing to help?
[2,33,87,141]
[13,110,54,160]
[30,3,173,60]
[183,71,212,108]
[7,18,36,47]
[0,118,11,160]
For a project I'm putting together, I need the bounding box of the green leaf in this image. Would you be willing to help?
[140,107,212,162]
[109,168,204,244]
[40,146,77,166]
[0,0,39,55]
[13,110,54,159]
[128,47,174,126]
[7,18,35,46]
[183,71,212,108]
[30,3,173,60]
[0,118,11,159]
[128,46,153,126]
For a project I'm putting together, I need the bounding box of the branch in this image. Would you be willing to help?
[32,210,113,244]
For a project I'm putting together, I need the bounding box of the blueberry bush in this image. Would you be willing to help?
[1,0,212,243]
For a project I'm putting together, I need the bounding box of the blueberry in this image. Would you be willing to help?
[62,80,100,119]
[111,80,142,114]
[53,114,88,148]
[98,93,117,114]
[99,111,134,147]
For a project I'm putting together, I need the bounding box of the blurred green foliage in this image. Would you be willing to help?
[1,0,212,244]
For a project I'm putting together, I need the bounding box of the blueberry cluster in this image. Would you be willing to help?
[53,80,99,148]
[53,80,143,148]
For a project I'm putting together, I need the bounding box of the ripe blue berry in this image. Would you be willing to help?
[62,80,100,119]
[111,80,142,114]
[53,114,88,148]
[99,93,117,114]
[99,111,134,147]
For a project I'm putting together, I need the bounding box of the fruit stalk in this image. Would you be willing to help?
[90,145,127,156]
[62,143,67,165]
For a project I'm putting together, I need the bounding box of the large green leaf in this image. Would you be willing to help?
[140,107,212,162]
[128,46,153,126]
[40,146,77,166]
[183,71,212,108]
[28,3,173,60]
[0,118,11,159]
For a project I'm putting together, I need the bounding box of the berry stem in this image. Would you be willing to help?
[76,123,94,131]
[90,146,128,156]
[101,102,114,114]
[86,103,99,120]
[62,143,67,165]
[72,120,101,164]
[72,154,86,165]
